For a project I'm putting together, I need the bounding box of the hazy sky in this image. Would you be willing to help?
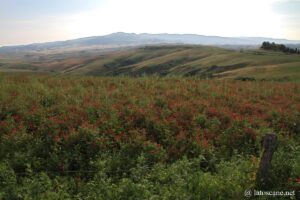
[0,0,299,46]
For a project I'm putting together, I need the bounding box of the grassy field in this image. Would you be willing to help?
[1,45,300,81]
[0,74,299,199]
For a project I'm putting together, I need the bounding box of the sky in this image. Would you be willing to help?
[0,0,299,46]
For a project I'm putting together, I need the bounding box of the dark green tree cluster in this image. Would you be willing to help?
[261,41,300,54]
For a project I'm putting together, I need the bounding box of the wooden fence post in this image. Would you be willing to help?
[256,133,277,189]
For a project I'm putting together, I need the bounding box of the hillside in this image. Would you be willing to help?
[1,45,300,81]
[71,46,300,81]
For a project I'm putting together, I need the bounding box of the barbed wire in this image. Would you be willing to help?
[11,154,261,176]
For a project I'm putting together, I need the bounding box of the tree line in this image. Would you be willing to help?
[261,41,300,54]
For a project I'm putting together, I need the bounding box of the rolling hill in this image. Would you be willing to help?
[1,45,300,81]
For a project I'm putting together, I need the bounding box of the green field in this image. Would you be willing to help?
[0,74,299,199]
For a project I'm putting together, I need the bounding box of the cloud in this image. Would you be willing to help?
[1,0,299,45]
[67,0,283,39]
[0,0,104,19]
[272,0,300,15]
[0,17,71,46]
[271,0,300,39]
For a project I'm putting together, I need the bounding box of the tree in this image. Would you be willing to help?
[261,41,299,55]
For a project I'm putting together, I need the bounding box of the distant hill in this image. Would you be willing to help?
[1,32,299,53]
[70,45,300,81]
[1,45,300,81]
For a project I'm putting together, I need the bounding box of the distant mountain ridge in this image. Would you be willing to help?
[1,32,299,53]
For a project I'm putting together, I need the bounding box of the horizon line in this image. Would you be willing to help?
[1,32,300,47]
